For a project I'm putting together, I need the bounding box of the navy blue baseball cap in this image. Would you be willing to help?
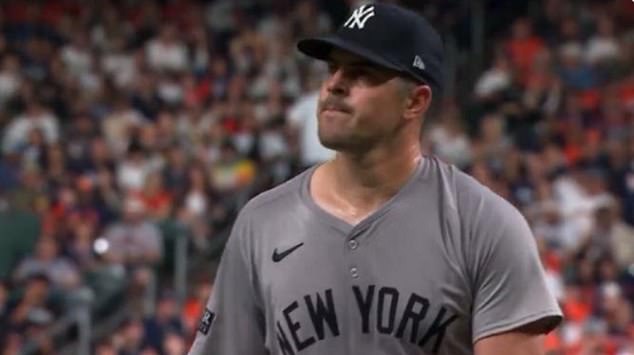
[297,3,445,94]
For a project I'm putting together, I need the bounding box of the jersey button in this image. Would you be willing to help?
[348,239,358,250]
[350,267,359,278]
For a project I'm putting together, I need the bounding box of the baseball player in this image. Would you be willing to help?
[188,3,562,355]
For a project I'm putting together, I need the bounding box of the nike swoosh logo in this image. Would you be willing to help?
[272,243,304,263]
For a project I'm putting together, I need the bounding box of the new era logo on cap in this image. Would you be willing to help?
[413,55,425,70]
[343,4,375,29]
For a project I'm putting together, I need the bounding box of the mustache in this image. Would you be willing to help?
[318,96,353,113]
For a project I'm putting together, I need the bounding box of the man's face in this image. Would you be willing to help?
[317,49,411,152]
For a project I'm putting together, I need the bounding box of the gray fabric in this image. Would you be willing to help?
[188,157,562,355]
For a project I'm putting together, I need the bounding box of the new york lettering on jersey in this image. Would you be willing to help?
[274,285,459,354]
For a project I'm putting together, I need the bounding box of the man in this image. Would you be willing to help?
[103,196,162,267]
[188,3,562,355]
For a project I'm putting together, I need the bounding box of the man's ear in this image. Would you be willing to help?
[403,84,432,121]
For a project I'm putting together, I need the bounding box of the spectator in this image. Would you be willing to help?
[116,141,151,193]
[66,115,98,170]
[427,101,472,169]
[287,70,335,169]
[115,317,146,355]
[552,165,609,253]
[558,42,598,91]
[505,17,546,86]
[0,152,20,192]
[209,140,256,194]
[162,331,187,355]
[1,332,24,355]
[67,220,98,271]
[472,113,511,172]
[145,24,188,73]
[5,274,58,336]
[140,171,171,220]
[12,236,80,291]
[2,100,59,154]
[102,96,145,158]
[182,278,212,336]
[0,54,22,108]
[180,165,210,221]
[258,117,293,184]
[162,144,189,196]
[101,195,161,312]
[591,201,634,272]
[101,36,137,90]
[102,196,162,268]
[474,51,513,102]
[60,31,93,78]
[585,15,621,66]
[94,339,118,355]
[143,291,184,352]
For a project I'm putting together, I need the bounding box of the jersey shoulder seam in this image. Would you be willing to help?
[242,170,308,212]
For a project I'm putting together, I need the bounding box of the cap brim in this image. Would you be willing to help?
[297,36,403,74]
[297,35,436,89]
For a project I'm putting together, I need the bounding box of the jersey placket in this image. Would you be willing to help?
[342,223,374,353]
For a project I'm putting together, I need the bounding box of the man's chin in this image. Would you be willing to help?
[318,135,347,151]
[318,134,365,152]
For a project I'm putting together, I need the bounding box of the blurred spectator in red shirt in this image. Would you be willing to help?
[505,17,546,87]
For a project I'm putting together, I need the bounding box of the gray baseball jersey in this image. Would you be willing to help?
[188,157,563,355]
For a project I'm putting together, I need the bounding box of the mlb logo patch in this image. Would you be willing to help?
[198,308,215,335]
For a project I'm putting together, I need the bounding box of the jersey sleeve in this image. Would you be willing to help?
[187,210,268,355]
[468,192,563,343]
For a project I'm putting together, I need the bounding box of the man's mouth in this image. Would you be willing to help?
[322,106,348,113]
[320,96,353,114]
[320,102,351,114]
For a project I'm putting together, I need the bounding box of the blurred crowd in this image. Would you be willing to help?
[0,0,631,354]
[427,0,634,354]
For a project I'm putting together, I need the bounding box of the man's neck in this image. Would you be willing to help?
[325,140,422,208]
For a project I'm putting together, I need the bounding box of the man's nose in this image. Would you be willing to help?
[325,68,350,96]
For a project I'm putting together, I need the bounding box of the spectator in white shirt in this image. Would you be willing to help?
[3,100,59,154]
[145,24,188,73]
[117,141,151,193]
[474,51,512,101]
[287,72,335,168]
[101,36,137,89]
[0,54,22,107]
[102,96,146,157]
[427,102,472,169]
[585,15,621,65]
[60,31,93,77]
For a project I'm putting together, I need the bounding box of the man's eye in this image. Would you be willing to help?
[327,63,339,73]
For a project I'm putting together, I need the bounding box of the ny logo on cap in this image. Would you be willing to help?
[343,5,375,29]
